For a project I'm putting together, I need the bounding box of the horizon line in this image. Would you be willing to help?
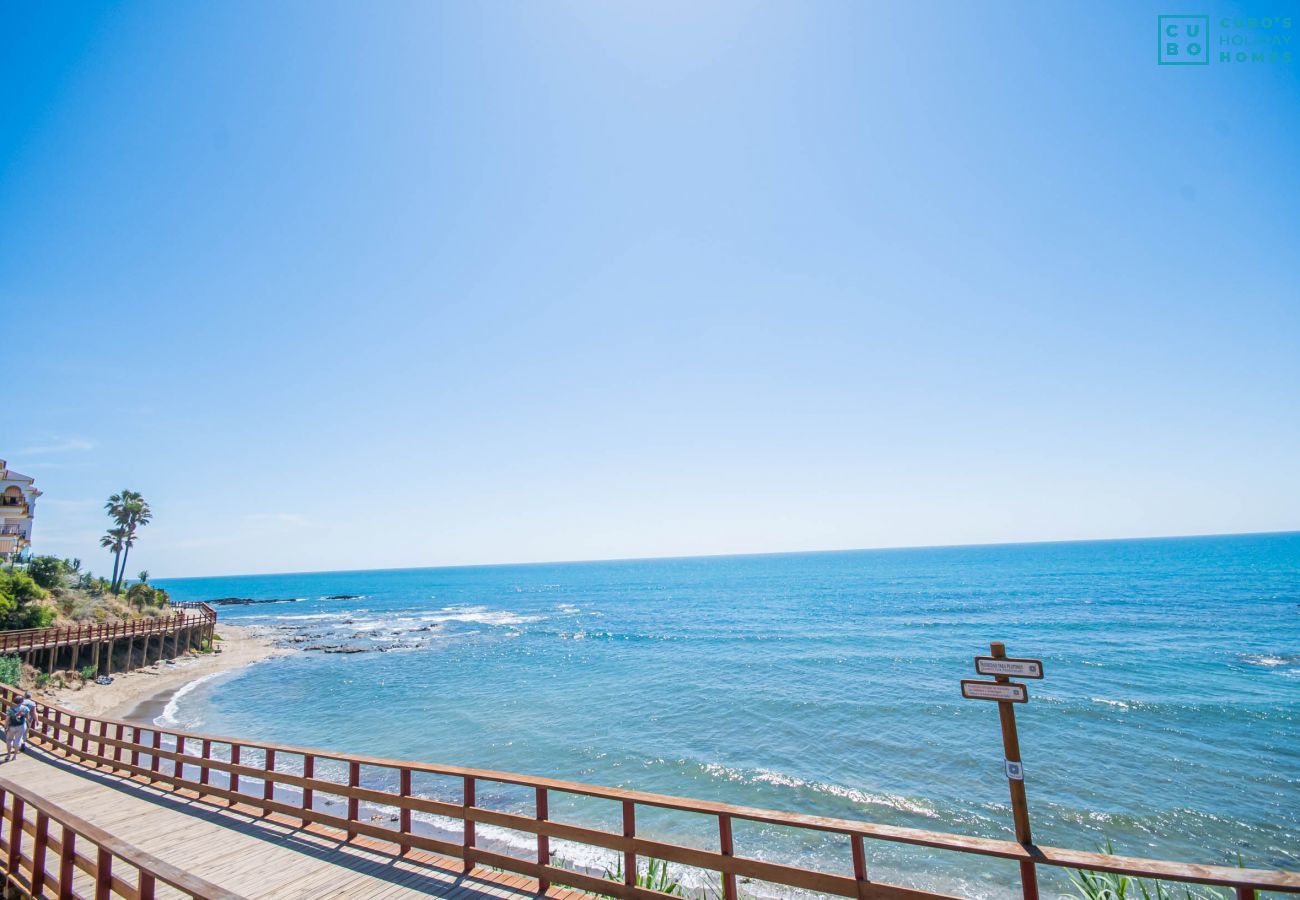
[150,527,1300,583]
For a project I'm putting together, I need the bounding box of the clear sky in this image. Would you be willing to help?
[3,2,1297,577]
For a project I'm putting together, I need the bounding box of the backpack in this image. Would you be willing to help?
[7,706,26,728]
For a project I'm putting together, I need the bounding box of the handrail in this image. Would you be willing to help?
[0,773,242,899]
[3,686,1296,900]
[0,602,216,656]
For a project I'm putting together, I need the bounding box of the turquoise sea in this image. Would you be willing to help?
[156,533,1300,898]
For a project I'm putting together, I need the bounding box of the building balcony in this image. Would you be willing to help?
[0,525,25,536]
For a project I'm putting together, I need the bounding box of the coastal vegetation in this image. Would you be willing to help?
[2,555,171,630]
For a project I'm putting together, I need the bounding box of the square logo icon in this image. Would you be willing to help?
[1159,15,1210,64]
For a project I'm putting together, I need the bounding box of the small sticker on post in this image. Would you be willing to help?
[1005,760,1024,781]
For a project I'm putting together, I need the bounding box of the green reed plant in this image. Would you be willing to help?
[1069,839,1238,900]
[603,856,686,896]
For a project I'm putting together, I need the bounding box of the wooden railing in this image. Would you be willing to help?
[4,688,1296,900]
[0,602,216,656]
[0,774,241,899]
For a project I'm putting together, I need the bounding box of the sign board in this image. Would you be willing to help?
[975,656,1044,679]
[1004,760,1024,781]
[961,680,1028,703]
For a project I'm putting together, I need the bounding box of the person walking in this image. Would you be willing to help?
[4,699,30,762]
[17,692,38,752]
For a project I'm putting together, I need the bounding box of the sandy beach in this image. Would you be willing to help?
[39,624,288,723]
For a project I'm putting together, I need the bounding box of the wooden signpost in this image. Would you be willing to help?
[963,641,1044,900]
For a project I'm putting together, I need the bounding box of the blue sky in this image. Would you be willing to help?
[3,2,1297,577]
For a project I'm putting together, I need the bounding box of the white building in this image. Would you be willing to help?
[0,459,40,562]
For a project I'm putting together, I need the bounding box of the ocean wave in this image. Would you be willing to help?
[1091,697,1132,710]
[697,762,942,818]
[427,605,542,627]
[271,612,351,621]
[157,671,225,729]
[1240,653,1300,669]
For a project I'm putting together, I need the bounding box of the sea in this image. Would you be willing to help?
[154,532,1300,898]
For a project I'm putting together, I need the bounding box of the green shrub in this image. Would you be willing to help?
[0,571,52,629]
[0,570,47,605]
[34,672,51,689]
[22,604,56,629]
[25,555,67,590]
[80,664,97,681]
[126,582,170,608]
[0,656,20,687]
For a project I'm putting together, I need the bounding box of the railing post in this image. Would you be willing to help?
[264,748,277,808]
[399,768,412,855]
[7,795,25,879]
[302,754,314,826]
[59,827,75,900]
[230,744,242,797]
[851,833,868,899]
[174,735,185,779]
[131,725,141,769]
[719,814,739,900]
[96,846,112,900]
[138,871,156,900]
[150,729,162,780]
[113,723,123,768]
[32,810,50,894]
[463,775,476,871]
[200,739,212,795]
[1236,889,1254,900]
[622,799,636,888]
[347,760,360,840]
[536,787,550,894]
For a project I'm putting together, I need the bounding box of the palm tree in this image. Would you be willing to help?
[138,570,149,584]
[106,491,152,593]
[100,527,127,590]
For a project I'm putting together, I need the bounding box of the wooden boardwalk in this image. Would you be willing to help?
[3,749,584,899]
[0,602,216,676]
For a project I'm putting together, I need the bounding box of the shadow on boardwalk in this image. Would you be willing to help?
[16,747,551,899]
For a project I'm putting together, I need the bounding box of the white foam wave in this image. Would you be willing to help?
[698,763,940,818]
[426,605,542,627]
[1091,697,1131,710]
[157,671,225,728]
[269,612,349,621]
